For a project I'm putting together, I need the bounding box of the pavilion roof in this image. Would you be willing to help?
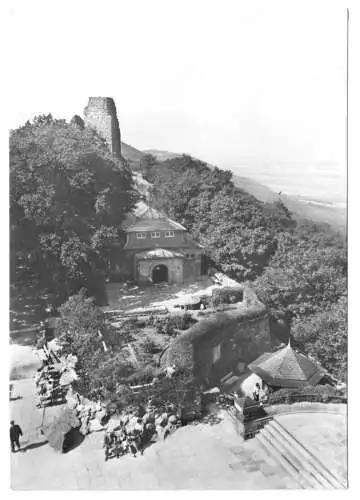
[248,343,324,388]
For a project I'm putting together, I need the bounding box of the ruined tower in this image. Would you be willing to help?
[84,97,121,156]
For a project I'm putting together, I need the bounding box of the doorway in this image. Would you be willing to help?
[152,264,168,284]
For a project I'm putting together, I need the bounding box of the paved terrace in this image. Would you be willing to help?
[105,274,240,314]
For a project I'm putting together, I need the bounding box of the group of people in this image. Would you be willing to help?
[252,381,269,403]
[103,409,179,461]
[35,362,65,408]
[103,418,153,460]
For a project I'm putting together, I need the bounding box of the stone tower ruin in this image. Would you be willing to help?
[84,97,121,156]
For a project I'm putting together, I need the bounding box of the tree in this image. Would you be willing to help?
[140,154,157,180]
[292,295,347,382]
[141,154,283,279]
[190,187,278,280]
[10,115,139,306]
[253,229,347,346]
[56,289,135,399]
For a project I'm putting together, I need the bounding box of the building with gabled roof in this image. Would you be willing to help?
[81,97,206,286]
[117,201,205,285]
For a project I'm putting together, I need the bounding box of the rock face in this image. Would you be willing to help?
[84,97,121,156]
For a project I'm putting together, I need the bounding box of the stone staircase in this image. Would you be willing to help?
[256,419,347,489]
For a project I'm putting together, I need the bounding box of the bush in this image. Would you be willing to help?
[171,312,197,331]
[267,385,347,406]
[153,316,177,336]
[141,338,159,354]
[212,287,244,308]
[126,364,159,385]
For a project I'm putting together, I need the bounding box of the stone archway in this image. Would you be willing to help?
[152,264,168,284]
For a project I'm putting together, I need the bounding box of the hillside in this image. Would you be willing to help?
[231,175,346,234]
[143,149,181,162]
[10,117,347,384]
[137,148,346,234]
[121,142,144,165]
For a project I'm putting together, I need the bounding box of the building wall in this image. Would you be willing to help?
[137,257,184,285]
[193,314,270,387]
[110,249,202,284]
[183,253,202,280]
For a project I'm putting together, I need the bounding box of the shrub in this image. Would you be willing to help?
[141,338,159,354]
[171,312,197,331]
[212,287,244,308]
[127,364,159,385]
[267,385,347,406]
[153,316,176,336]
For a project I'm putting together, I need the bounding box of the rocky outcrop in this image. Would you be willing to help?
[84,97,121,157]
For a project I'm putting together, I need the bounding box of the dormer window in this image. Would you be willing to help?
[136,232,147,239]
[151,232,161,239]
[164,231,175,238]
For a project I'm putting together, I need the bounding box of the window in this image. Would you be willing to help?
[212,344,221,363]
[136,232,147,239]
[164,231,175,238]
[151,232,161,239]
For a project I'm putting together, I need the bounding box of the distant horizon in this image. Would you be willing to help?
[7,1,346,179]
[141,146,346,205]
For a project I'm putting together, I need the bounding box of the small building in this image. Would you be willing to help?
[117,202,205,285]
[248,342,324,389]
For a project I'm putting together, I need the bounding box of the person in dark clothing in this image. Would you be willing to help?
[253,383,261,402]
[10,420,23,452]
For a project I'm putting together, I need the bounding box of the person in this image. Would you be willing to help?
[103,432,112,461]
[10,421,23,452]
[253,383,261,402]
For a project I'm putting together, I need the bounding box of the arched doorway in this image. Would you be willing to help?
[152,264,168,284]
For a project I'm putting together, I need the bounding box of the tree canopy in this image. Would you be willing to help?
[138,153,347,381]
[10,115,139,308]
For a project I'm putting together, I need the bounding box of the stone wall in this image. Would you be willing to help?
[163,289,271,388]
[84,97,121,156]
[193,314,270,387]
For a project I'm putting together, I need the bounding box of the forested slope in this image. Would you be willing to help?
[9,116,347,382]
[139,154,347,381]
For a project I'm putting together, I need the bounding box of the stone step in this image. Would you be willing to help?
[262,425,329,489]
[269,420,346,489]
[256,432,308,489]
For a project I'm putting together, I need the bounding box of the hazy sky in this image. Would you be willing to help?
[7,0,347,179]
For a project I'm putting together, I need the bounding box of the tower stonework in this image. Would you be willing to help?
[84,97,121,156]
